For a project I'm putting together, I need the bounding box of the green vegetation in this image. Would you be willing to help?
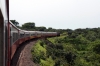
[31,28,100,66]
[10,20,19,27]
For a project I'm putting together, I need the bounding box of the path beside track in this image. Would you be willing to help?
[11,39,38,66]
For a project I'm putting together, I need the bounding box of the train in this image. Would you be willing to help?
[0,0,60,66]
[10,21,60,59]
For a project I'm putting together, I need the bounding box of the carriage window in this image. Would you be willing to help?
[31,34,35,36]
[20,34,24,38]
[13,33,18,43]
[26,34,29,37]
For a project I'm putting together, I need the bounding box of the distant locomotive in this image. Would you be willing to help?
[0,0,60,66]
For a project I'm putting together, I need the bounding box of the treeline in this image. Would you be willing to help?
[10,20,58,31]
[10,20,100,34]
[67,28,100,41]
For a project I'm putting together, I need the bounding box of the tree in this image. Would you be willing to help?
[35,26,46,31]
[10,20,19,27]
[86,31,96,41]
[22,22,35,30]
[93,44,100,54]
[66,29,73,36]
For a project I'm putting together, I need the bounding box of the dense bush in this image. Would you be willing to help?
[31,28,100,66]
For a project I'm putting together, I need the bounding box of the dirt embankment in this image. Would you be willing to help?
[11,39,38,66]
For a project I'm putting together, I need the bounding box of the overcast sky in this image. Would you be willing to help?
[9,0,100,29]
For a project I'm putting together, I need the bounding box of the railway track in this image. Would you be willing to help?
[11,39,38,66]
[11,38,55,66]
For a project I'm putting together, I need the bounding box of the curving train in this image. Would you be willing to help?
[9,21,60,59]
[0,0,60,66]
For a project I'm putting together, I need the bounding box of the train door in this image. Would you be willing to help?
[0,9,4,66]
